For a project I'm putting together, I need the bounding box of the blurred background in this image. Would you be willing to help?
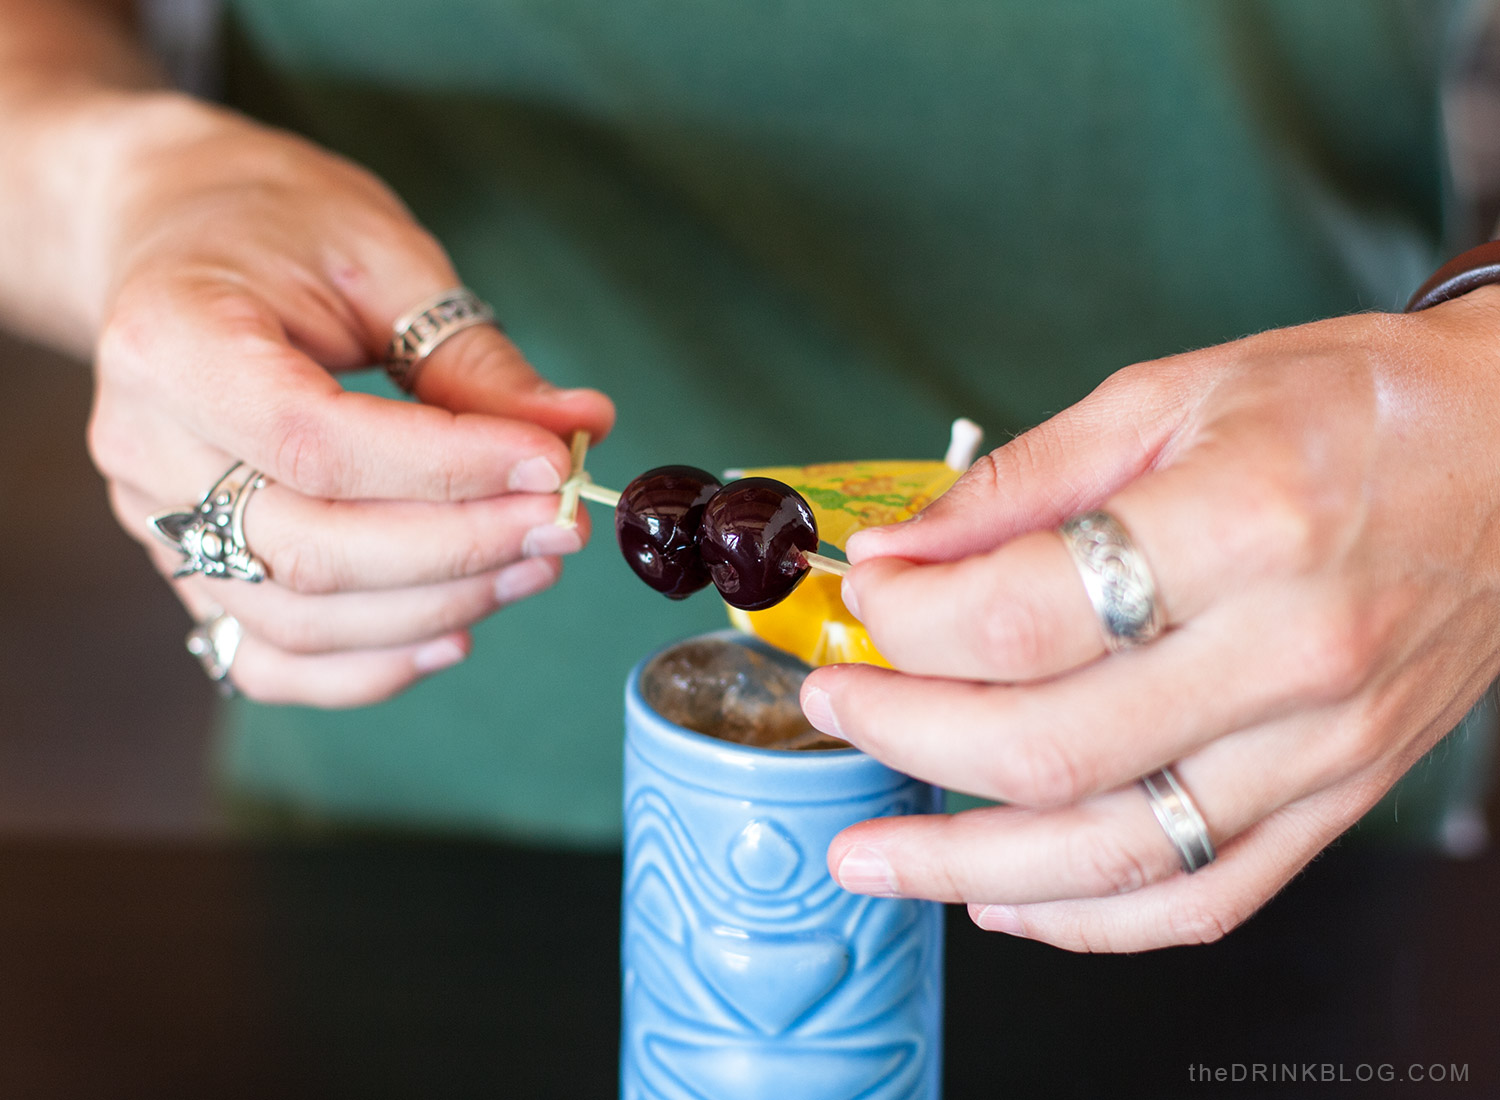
[0,329,221,835]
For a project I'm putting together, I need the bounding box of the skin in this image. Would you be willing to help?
[802,292,1500,951]
[0,0,613,705]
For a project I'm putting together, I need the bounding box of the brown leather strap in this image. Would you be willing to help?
[1406,240,1500,312]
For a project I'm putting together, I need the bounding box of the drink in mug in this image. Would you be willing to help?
[620,632,944,1100]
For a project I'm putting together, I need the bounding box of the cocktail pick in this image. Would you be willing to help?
[553,431,849,578]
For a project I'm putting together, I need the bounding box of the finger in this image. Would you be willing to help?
[847,532,1100,681]
[964,781,1372,952]
[324,238,615,441]
[824,708,1358,905]
[173,581,472,708]
[175,556,562,654]
[846,406,1346,684]
[232,630,473,708]
[802,593,1369,806]
[111,473,589,594]
[100,277,580,501]
[846,357,1199,566]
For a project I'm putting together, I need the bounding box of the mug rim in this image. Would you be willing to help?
[625,630,915,801]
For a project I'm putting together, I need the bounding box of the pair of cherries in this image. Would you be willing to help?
[615,467,819,611]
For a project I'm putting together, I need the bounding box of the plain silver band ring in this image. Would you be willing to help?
[1059,510,1165,651]
[148,462,268,583]
[1141,766,1216,873]
[385,286,497,393]
[185,608,243,697]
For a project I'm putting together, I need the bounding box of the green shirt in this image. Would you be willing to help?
[219,0,1489,847]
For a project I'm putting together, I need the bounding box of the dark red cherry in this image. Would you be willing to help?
[699,478,819,611]
[615,465,723,599]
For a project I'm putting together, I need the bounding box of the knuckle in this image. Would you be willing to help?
[225,663,277,705]
[1164,898,1243,946]
[447,532,497,580]
[1294,600,1377,704]
[1004,732,1089,807]
[85,406,136,481]
[1237,472,1320,576]
[272,410,345,499]
[1069,829,1153,897]
[973,589,1052,675]
[252,608,328,656]
[1323,709,1388,775]
[268,539,340,595]
[95,308,154,383]
[104,482,145,540]
[993,425,1062,487]
[443,508,509,578]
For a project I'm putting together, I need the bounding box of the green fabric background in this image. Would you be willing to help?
[216,0,1485,847]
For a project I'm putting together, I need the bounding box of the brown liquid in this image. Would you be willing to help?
[643,640,847,751]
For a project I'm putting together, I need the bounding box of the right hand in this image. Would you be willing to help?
[85,95,615,706]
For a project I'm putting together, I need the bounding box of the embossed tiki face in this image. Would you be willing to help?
[622,635,944,1100]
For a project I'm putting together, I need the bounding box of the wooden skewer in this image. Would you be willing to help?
[577,482,621,508]
[803,551,851,578]
[553,431,592,528]
[553,440,849,580]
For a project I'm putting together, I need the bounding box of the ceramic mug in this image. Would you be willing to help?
[620,632,944,1100]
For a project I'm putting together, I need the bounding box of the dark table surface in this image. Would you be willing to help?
[0,838,1495,1100]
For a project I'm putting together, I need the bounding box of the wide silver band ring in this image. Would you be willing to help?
[186,608,243,696]
[1141,766,1216,873]
[385,286,496,393]
[1059,510,1164,652]
[149,462,268,582]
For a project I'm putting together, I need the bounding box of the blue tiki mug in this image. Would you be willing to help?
[621,633,944,1100]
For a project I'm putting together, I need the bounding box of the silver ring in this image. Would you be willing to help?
[1059,510,1164,651]
[149,462,268,582]
[385,286,496,393]
[1141,766,1216,873]
[186,608,243,696]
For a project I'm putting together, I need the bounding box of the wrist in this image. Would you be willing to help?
[0,88,229,351]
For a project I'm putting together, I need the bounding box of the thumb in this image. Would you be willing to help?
[334,237,615,443]
[847,361,1194,565]
[409,320,616,443]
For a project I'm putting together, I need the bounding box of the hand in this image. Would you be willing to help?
[802,289,1500,951]
[85,97,613,705]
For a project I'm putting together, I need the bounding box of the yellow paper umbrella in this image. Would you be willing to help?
[725,421,980,666]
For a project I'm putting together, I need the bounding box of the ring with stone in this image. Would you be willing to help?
[185,607,244,696]
[149,462,268,583]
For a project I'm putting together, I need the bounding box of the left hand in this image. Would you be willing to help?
[801,287,1500,951]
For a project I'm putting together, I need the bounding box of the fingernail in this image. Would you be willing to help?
[836,846,898,895]
[844,529,878,563]
[846,526,901,564]
[840,577,862,620]
[522,524,582,558]
[801,685,844,738]
[509,455,562,494]
[414,637,467,673]
[495,558,557,603]
[973,904,1025,936]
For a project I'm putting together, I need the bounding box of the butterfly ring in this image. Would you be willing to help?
[148,462,269,583]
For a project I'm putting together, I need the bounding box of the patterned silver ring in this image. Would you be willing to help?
[385,286,497,393]
[1141,766,1216,873]
[149,462,268,582]
[1059,509,1164,652]
[185,608,243,696]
